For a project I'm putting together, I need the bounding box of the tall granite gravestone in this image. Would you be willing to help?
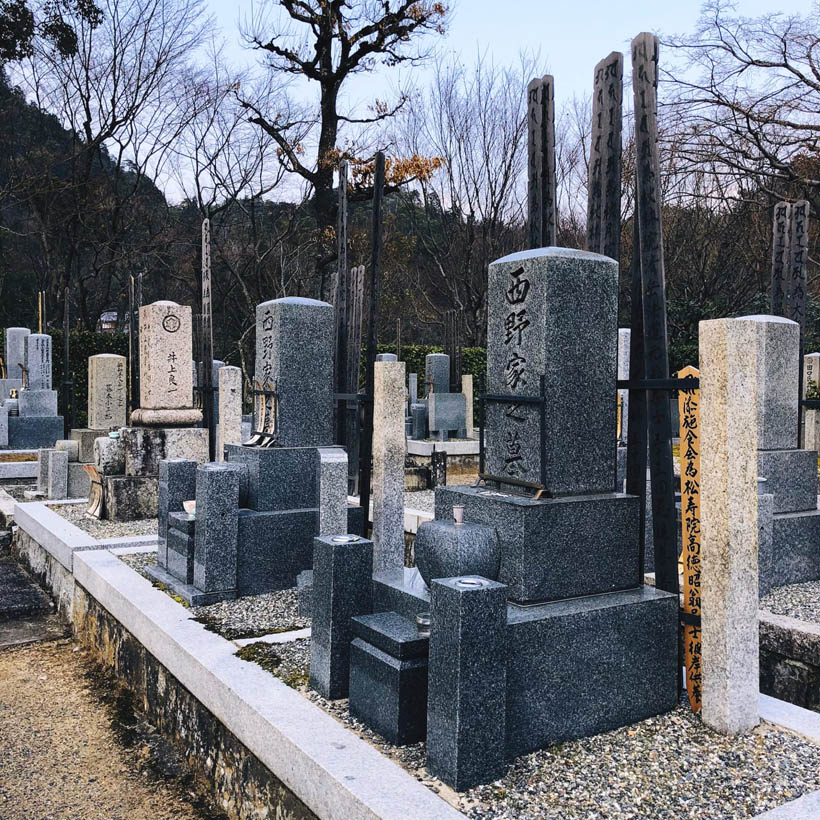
[92,302,208,521]
[216,365,242,460]
[357,246,678,790]
[147,297,362,604]
[0,329,63,450]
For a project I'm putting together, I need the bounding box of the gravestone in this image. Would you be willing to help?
[617,328,630,443]
[4,327,29,380]
[485,248,617,493]
[425,354,450,396]
[88,354,127,430]
[461,374,474,439]
[255,297,333,446]
[25,334,52,390]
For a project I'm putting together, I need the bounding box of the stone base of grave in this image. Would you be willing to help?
[145,562,236,607]
[434,485,640,603]
[758,449,818,514]
[122,427,208,476]
[7,416,63,449]
[768,508,820,590]
[70,428,107,463]
[130,408,203,427]
[103,475,158,521]
[372,568,678,755]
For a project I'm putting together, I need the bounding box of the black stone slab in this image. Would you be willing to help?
[758,449,818,514]
[224,444,318,512]
[166,527,194,585]
[351,611,429,659]
[436,485,639,602]
[8,416,63,449]
[349,638,429,746]
[168,510,195,536]
[770,509,820,589]
[504,585,678,756]
[236,508,317,595]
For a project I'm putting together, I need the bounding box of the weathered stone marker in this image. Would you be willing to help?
[4,327,29,379]
[485,247,617,494]
[699,316,791,734]
[88,354,127,430]
[372,360,406,572]
[25,334,52,390]
[255,297,334,447]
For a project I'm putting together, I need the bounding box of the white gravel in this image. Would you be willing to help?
[51,502,157,539]
[761,580,820,625]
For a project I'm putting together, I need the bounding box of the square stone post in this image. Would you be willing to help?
[5,327,30,379]
[158,458,197,568]
[47,450,68,499]
[316,447,348,535]
[462,374,474,439]
[427,576,508,790]
[216,366,243,460]
[0,403,7,447]
[372,360,406,572]
[37,448,51,493]
[699,315,796,734]
[618,328,631,442]
[193,463,241,595]
[309,534,373,699]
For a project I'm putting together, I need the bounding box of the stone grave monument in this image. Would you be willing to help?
[0,329,63,450]
[310,247,679,792]
[146,297,363,605]
[71,354,127,463]
[87,302,208,521]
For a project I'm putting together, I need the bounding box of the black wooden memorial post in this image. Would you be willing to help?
[631,33,679,596]
[201,217,216,460]
[358,151,385,527]
[527,75,557,249]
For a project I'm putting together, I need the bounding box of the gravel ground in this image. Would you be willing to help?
[51,502,158,539]
[118,551,308,639]
[1,483,35,501]
[0,639,225,820]
[405,489,434,512]
[761,580,820,625]
[237,638,820,820]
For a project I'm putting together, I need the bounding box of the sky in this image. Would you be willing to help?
[206,0,811,109]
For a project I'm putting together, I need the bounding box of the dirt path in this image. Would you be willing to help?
[0,638,224,820]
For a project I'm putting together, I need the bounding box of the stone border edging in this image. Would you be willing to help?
[13,501,97,571]
[73,548,464,820]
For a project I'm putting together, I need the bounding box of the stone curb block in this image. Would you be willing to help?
[12,501,96,571]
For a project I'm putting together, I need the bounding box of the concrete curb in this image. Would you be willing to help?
[12,501,96,571]
[74,549,464,820]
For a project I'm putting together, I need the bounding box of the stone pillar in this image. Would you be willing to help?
[88,354,127,430]
[316,448,348,536]
[4,327,29,379]
[37,448,51,492]
[486,248,618,494]
[618,328,631,442]
[424,353,449,395]
[158,458,197,568]
[135,301,199,426]
[255,297,334,447]
[408,373,418,407]
[309,534,373,699]
[216,366,243,460]
[0,403,8,447]
[47,449,68,499]
[462,374,474,439]
[805,409,820,451]
[193,463,240,595]
[25,334,52,389]
[372,360,406,572]
[699,315,793,734]
[802,352,820,446]
[427,576,507,790]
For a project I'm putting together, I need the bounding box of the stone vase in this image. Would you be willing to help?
[415,520,500,588]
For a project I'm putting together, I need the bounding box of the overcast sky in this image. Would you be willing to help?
[206,0,809,108]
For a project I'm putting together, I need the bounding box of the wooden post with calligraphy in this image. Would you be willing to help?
[334,160,349,446]
[678,365,702,712]
[587,51,623,262]
[527,75,557,249]
[770,202,791,317]
[201,217,216,461]
[789,201,810,447]
[631,32,680,597]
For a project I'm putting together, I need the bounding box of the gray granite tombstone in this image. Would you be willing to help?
[425,354,450,396]
[254,297,334,447]
[25,334,52,390]
[5,327,30,380]
[157,458,197,568]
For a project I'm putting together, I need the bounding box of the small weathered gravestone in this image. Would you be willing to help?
[88,354,127,430]
[4,327,29,380]
[216,365,242,460]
